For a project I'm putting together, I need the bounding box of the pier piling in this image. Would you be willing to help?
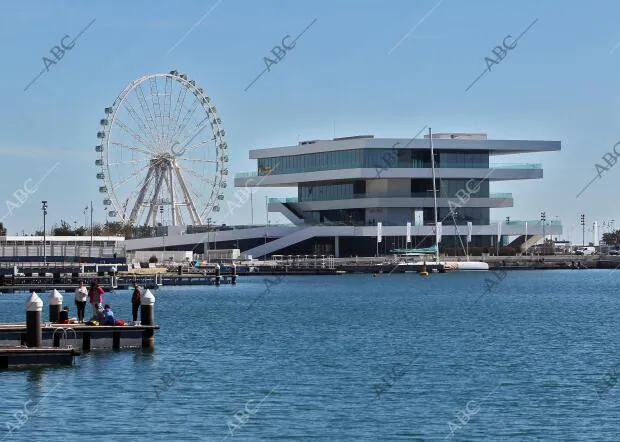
[232,264,237,285]
[48,289,63,323]
[140,289,155,349]
[25,292,43,348]
[215,264,221,286]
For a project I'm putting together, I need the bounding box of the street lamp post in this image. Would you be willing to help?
[541,211,546,255]
[104,205,109,235]
[41,201,47,265]
[206,217,212,262]
[161,233,166,264]
[89,200,93,253]
[581,213,585,247]
[453,211,459,258]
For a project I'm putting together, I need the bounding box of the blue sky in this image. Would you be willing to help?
[1,0,620,240]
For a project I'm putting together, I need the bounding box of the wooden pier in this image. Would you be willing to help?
[0,323,160,352]
[0,347,80,368]
[0,290,159,369]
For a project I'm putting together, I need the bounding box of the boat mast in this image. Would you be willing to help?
[429,127,440,262]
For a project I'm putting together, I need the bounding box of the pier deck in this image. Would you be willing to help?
[0,323,159,351]
[0,347,80,368]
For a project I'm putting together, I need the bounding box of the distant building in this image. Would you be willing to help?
[125,132,563,257]
[0,235,125,263]
[233,133,562,256]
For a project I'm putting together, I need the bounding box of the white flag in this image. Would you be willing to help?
[414,210,423,226]
[406,222,411,243]
[436,221,442,243]
[467,221,472,243]
[377,222,382,243]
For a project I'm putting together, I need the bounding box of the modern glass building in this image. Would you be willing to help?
[232,133,562,257]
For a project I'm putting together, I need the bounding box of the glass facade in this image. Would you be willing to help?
[436,207,490,225]
[438,179,489,198]
[297,179,490,202]
[439,150,489,168]
[411,179,489,198]
[298,181,366,202]
[302,209,365,224]
[257,149,490,175]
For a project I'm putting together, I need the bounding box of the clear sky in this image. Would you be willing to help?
[1,0,619,242]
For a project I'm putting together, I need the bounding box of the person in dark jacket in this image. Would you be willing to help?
[131,282,142,322]
[58,306,69,323]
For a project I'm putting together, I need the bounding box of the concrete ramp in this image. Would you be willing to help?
[242,226,321,258]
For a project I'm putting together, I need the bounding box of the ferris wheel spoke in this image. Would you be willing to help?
[165,85,189,145]
[175,116,212,152]
[135,84,162,147]
[162,76,174,143]
[111,161,154,192]
[178,138,215,156]
[169,99,200,144]
[107,158,151,167]
[122,100,160,149]
[182,165,216,186]
[148,77,165,143]
[177,156,219,164]
[109,141,153,157]
[112,118,154,153]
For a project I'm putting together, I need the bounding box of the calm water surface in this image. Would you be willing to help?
[1,270,620,441]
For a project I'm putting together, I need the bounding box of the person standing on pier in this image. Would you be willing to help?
[89,281,104,320]
[131,282,141,322]
[74,281,88,323]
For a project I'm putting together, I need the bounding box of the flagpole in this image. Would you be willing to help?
[429,127,439,263]
[524,221,528,254]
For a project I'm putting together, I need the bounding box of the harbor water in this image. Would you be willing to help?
[1,270,620,441]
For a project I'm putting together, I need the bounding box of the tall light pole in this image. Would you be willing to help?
[250,189,254,225]
[104,205,109,235]
[453,211,459,258]
[206,217,212,262]
[89,200,93,250]
[41,201,47,265]
[162,233,166,264]
[541,211,546,255]
[581,213,585,246]
[265,197,269,258]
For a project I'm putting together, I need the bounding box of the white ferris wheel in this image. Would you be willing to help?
[95,70,228,227]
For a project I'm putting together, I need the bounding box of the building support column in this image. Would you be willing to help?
[335,236,340,258]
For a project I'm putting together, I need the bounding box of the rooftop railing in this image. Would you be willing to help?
[268,197,299,204]
[236,163,542,178]
[489,163,542,169]
[492,220,562,226]
[269,193,513,202]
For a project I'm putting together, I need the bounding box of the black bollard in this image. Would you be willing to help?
[215,264,221,287]
[231,264,237,285]
[25,292,43,348]
[140,289,155,349]
[48,289,63,323]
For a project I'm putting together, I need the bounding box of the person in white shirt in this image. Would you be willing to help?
[74,280,88,322]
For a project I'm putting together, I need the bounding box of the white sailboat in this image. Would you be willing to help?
[428,127,488,271]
